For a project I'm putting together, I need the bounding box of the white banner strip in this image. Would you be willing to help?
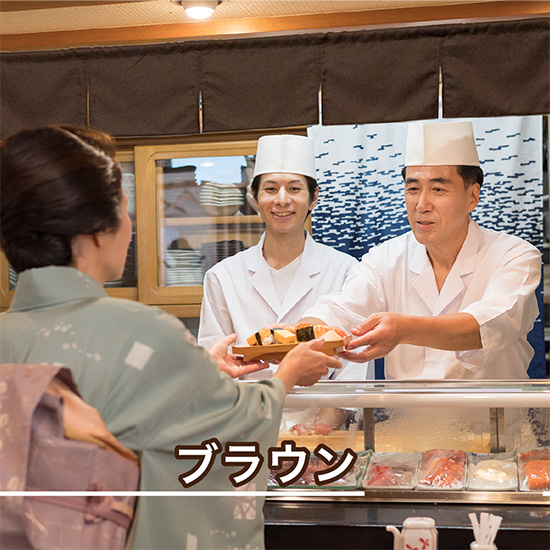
[1,490,366,497]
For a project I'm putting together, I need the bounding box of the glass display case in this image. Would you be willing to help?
[264,381,549,550]
[268,380,550,504]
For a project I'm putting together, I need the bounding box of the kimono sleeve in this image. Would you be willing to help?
[110,309,286,550]
[105,307,285,451]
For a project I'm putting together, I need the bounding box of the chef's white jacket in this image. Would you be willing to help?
[199,232,372,379]
[303,220,541,380]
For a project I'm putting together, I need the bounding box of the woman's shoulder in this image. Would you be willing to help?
[93,296,187,334]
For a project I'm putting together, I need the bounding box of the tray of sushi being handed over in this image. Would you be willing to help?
[232,324,352,362]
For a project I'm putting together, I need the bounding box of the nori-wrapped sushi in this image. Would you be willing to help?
[246,327,274,346]
[295,324,315,342]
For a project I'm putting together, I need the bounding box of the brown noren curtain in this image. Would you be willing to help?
[87,43,200,137]
[0,50,86,138]
[322,28,440,125]
[200,35,321,133]
[1,18,548,139]
[441,19,550,118]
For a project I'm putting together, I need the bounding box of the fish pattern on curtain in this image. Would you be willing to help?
[307,116,544,377]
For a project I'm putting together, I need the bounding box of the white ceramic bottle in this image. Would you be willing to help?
[387,516,438,550]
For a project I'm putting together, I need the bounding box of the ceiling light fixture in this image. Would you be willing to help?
[177,0,223,20]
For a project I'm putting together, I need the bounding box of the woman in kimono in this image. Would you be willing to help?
[198,134,371,382]
[0,125,340,550]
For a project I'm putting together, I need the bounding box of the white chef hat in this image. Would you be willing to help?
[405,121,480,167]
[253,134,317,180]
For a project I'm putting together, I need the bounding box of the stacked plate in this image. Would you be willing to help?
[164,249,204,286]
[201,240,245,273]
[199,182,243,216]
[163,185,207,218]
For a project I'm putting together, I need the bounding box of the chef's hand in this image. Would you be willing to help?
[275,338,342,392]
[338,312,401,363]
[209,334,270,378]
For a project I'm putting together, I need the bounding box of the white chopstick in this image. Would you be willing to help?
[469,512,480,542]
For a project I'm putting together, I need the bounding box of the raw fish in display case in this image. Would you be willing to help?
[517,446,550,491]
[467,452,518,491]
[417,449,467,490]
[363,452,421,489]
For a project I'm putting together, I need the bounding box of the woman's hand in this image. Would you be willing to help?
[275,338,342,392]
[209,334,269,378]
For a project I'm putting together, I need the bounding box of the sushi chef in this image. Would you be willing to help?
[301,121,541,379]
[199,134,372,380]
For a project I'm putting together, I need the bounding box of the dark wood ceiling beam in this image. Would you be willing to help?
[1,1,548,51]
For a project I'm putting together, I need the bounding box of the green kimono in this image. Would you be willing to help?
[1,266,286,550]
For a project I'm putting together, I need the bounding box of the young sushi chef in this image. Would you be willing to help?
[199,134,372,381]
[301,121,541,380]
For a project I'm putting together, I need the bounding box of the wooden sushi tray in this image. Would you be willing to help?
[232,336,351,362]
